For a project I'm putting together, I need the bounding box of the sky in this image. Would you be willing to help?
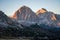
[0,0,60,16]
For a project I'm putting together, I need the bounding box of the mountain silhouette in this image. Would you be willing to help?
[12,6,38,22]
[11,6,60,27]
[36,8,57,26]
[36,8,48,15]
[11,6,38,26]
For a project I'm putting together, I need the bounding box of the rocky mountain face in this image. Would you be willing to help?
[11,6,39,26]
[37,8,60,27]
[54,14,60,26]
[11,6,60,27]
[12,6,38,22]
[55,14,60,21]
[36,8,57,26]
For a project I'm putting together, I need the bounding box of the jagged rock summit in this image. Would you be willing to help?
[36,8,57,26]
[36,8,56,21]
[12,6,38,22]
[36,8,48,15]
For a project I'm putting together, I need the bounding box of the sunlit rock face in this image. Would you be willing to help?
[36,8,48,15]
[12,6,38,22]
[58,22,60,26]
[36,8,56,20]
[55,14,60,21]
[51,14,56,20]
[36,8,57,25]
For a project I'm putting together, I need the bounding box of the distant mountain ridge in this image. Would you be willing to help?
[11,6,60,27]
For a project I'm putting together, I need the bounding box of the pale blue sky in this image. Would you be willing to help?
[0,0,60,16]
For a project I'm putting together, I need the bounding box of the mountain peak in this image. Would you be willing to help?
[36,8,47,15]
[20,5,29,8]
[12,6,38,22]
[19,5,31,11]
[12,6,31,19]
